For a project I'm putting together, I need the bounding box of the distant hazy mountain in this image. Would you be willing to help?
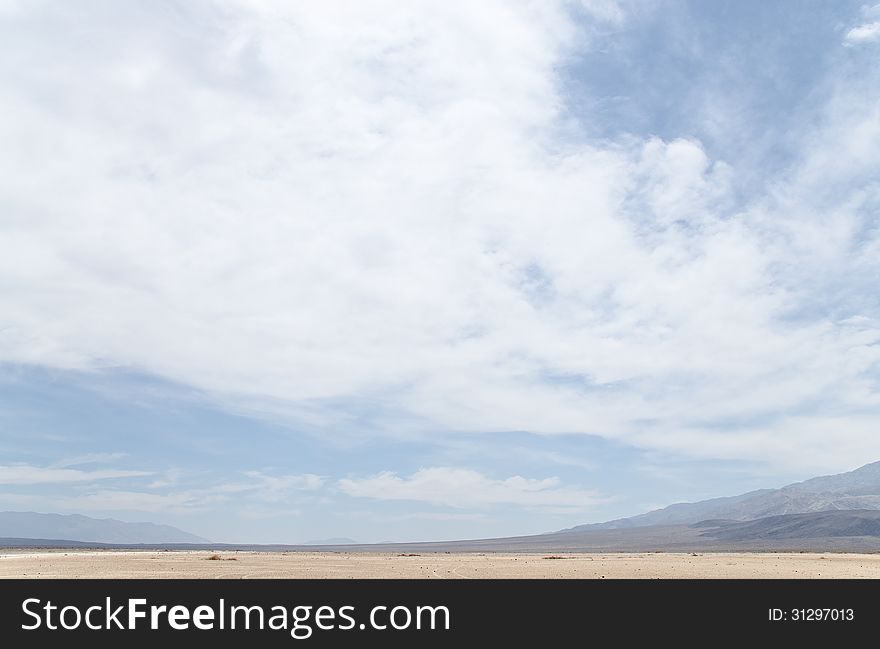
[304,537,357,545]
[565,460,880,532]
[0,512,209,544]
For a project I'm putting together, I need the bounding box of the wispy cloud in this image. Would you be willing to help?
[52,452,128,468]
[53,471,326,513]
[845,5,880,45]
[58,489,209,514]
[845,21,880,44]
[409,512,488,521]
[338,468,604,511]
[214,471,325,502]
[0,463,150,485]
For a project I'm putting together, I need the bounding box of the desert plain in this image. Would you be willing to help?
[2,550,880,579]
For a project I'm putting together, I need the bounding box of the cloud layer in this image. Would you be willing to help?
[339,467,603,510]
[0,464,150,485]
[1,1,880,473]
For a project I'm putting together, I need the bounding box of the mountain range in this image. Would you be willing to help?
[563,459,880,532]
[0,512,208,544]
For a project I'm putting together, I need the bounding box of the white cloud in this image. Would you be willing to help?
[844,4,880,44]
[52,471,326,513]
[0,1,879,471]
[0,464,150,485]
[145,469,185,489]
[219,471,326,501]
[338,467,604,510]
[52,453,128,468]
[59,489,208,514]
[243,471,324,491]
[845,21,880,44]
[409,512,488,521]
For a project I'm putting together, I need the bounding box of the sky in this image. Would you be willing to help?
[1,0,880,543]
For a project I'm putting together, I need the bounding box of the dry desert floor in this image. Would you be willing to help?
[2,550,880,578]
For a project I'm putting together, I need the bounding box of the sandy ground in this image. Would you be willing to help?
[1,550,879,578]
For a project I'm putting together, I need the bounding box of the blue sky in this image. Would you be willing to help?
[1,1,880,543]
